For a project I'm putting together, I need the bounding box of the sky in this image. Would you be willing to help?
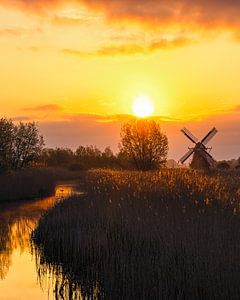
[1,0,240,160]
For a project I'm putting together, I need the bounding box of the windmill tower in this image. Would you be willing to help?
[179,127,218,171]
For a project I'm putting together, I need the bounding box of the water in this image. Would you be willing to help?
[0,182,80,300]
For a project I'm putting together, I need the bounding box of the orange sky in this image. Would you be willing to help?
[1,1,240,160]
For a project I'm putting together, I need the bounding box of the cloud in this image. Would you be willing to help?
[19,102,240,124]
[232,105,240,112]
[206,103,240,117]
[61,113,134,123]
[0,27,43,41]
[62,36,191,57]
[3,1,240,33]
[0,28,24,36]
[78,0,240,32]
[52,15,86,26]
[57,112,208,125]
[11,116,32,121]
[23,104,62,111]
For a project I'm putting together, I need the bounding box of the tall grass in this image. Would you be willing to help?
[0,167,86,202]
[33,169,240,299]
[0,168,56,202]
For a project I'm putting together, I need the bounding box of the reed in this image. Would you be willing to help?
[33,169,240,299]
[0,168,56,202]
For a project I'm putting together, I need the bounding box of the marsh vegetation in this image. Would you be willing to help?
[0,168,55,202]
[33,169,240,299]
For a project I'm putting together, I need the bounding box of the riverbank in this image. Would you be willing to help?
[0,180,81,298]
[0,167,85,203]
[33,169,240,299]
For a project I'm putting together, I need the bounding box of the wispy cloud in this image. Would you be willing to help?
[23,104,62,111]
[0,26,43,38]
[11,116,32,121]
[0,28,24,36]
[58,112,205,124]
[62,36,191,57]
[19,103,240,124]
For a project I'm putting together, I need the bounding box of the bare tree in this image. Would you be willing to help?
[119,120,168,171]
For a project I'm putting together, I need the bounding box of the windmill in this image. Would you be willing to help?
[179,127,218,170]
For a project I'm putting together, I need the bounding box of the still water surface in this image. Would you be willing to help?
[0,182,80,300]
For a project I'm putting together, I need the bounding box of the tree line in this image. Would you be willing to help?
[0,118,169,173]
[40,146,119,170]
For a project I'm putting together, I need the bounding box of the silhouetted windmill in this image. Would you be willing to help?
[179,127,218,171]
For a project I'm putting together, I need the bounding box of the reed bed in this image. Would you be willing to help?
[0,168,56,202]
[33,169,240,299]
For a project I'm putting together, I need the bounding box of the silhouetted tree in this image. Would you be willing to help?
[217,161,230,170]
[0,118,14,172]
[41,148,74,167]
[101,147,118,168]
[76,145,102,168]
[237,157,240,168]
[11,122,44,170]
[0,119,44,172]
[119,120,168,171]
[102,146,114,159]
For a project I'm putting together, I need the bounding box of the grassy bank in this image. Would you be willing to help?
[0,168,56,202]
[0,167,85,202]
[33,169,240,299]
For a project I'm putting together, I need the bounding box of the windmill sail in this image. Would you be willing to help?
[179,127,218,169]
[179,148,194,164]
[203,149,216,162]
[201,127,218,145]
[181,128,198,144]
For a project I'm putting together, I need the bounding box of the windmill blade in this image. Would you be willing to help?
[201,127,218,145]
[203,149,216,162]
[179,149,195,164]
[181,127,198,144]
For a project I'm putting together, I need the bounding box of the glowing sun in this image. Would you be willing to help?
[132,95,154,118]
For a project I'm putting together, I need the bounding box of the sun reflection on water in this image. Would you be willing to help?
[0,181,80,300]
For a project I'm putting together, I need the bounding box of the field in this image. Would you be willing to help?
[33,169,240,299]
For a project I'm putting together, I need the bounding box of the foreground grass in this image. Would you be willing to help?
[33,169,240,299]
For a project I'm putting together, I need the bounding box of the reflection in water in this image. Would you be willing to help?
[34,252,102,300]
[0,182,80,300]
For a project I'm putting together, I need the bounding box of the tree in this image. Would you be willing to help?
[217,161,230,170]
[0,118,15,172]
[102,146,114,159]
[76,145,102,168]
[0,119,44,172]
[119,120,168,171]
[11,122,44,170]
[41,148,74,167]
